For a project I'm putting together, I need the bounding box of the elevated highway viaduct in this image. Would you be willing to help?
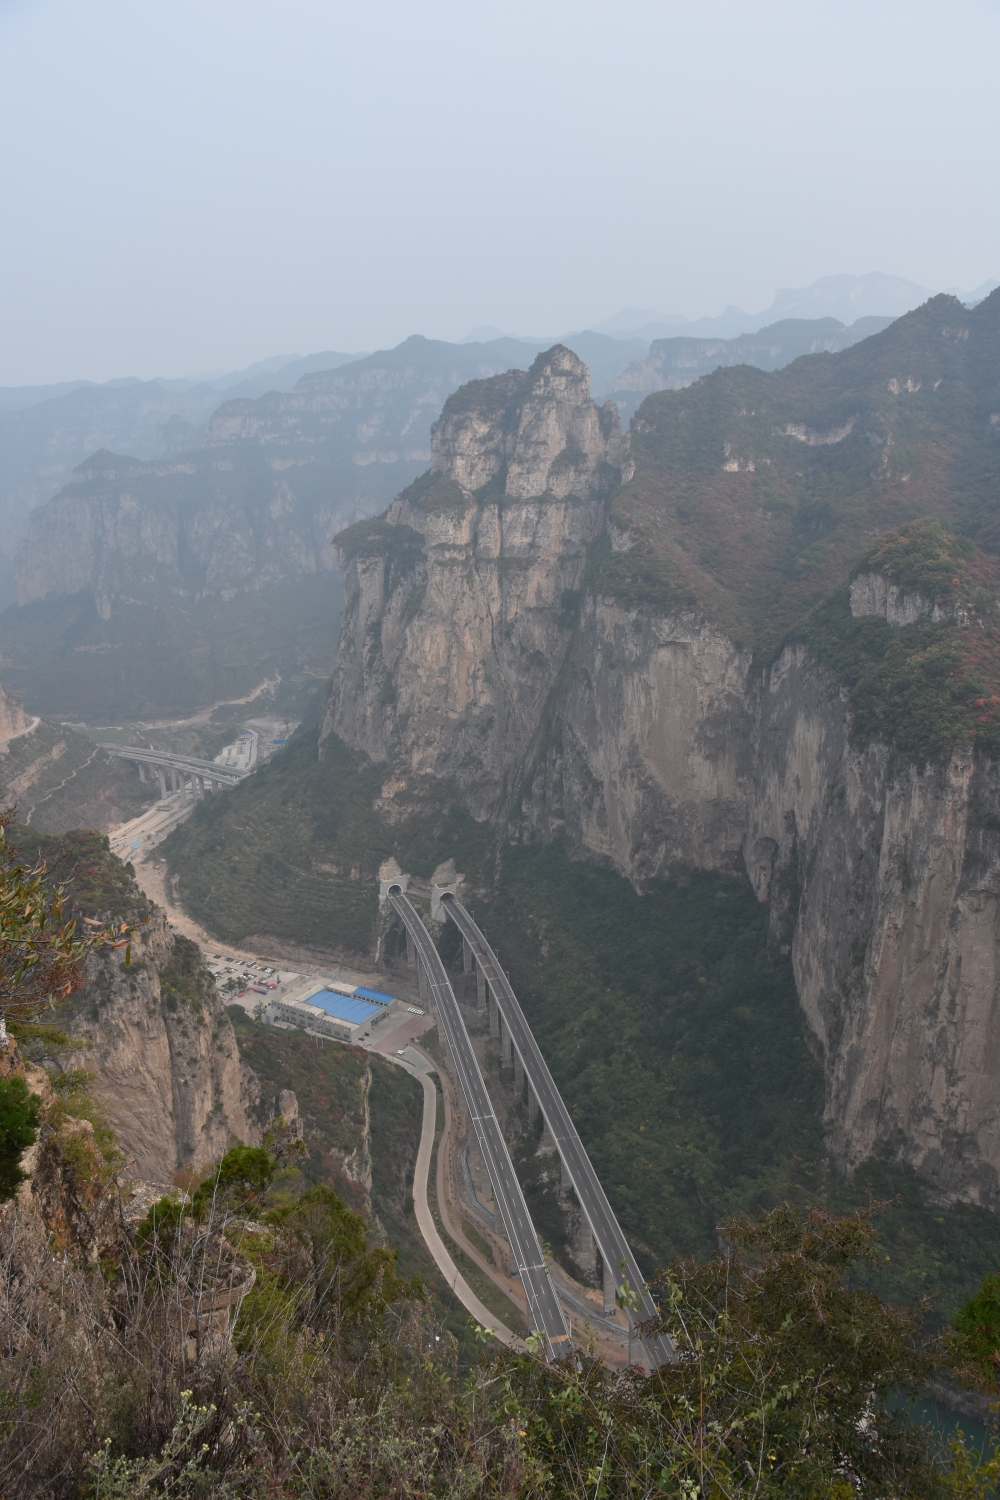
[100,744,249,799]
[441,893,675,1371]
[385,886,571,1360]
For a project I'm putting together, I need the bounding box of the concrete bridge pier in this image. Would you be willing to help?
[157,768,168,799]
[501,1021,512,1068]
[572,1209,598,1278]
[406,930,416,967]
[137,763,146,783]
[513,1049,524,1098]
[417,956,429,1004]
[527,1082,539,1126]
[476,962,486,1010]
[488,985,498,1036]
[170,768,180,793]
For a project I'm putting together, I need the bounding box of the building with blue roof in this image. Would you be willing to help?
[353,987,397,1006]
[310,990,384,1026]
[267,979,400,1043]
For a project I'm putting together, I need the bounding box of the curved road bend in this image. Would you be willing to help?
[387,889,571,1359]
[443,895,675,1370]
[388,1046,520,1348]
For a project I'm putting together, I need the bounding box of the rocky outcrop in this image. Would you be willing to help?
[323,347,623,816]
[0,682,32,745]
[62,914,256,1178]
[430,346,622,499]
[848,570,970,628]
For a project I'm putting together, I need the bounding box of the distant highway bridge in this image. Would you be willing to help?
[100,744,251,798]
[385,885,572,1360]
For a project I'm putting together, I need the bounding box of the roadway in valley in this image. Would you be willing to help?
[442,893,676,1371]
[386,887,572,1358]
[390,1044,521,1350]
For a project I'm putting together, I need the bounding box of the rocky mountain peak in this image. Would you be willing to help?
[430,343,622,501]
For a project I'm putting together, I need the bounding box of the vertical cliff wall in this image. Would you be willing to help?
[61,915,256,1179]
[533,610,1000,1210]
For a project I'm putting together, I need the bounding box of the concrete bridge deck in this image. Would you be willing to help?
[100,743,249,790]
[443,893,675,1371]
[386,887,571,1360]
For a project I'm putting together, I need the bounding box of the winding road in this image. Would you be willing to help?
[395,1045,520,1347]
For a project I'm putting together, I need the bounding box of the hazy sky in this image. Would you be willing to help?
[2,0,998,384]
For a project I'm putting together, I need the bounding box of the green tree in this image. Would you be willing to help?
[191,1143,274,1219]
[0,808,128,1034]
[479,1203,994,1497]
[0,1075,42,1202]
[273,1181,422,1333]
[953,1270,1000,1392]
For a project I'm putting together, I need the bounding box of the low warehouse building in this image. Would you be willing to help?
[267,982,401,1043]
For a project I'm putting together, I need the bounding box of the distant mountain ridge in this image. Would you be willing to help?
[594,271,999,342]
[6,267,979,609]
[610,315,896,422]
[0,334,641,716]
[2,306,922,718]
[0,333,649,612]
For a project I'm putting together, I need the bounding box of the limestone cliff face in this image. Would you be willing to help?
[323,347,623,817]
[532,610,1000,1209]
[15,450,344,616]
[325,350,1000,1209]
[747,649,1000,1208]
[63,913,256,1178]
[524,597,757,877]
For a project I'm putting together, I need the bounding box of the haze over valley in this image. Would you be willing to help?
[5,3,1000,1491]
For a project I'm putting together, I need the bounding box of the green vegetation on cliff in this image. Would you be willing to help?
[161,724,490,953]
[13,825,151,927]
[796,520,1000,765]
[0,571,340,721]
[7,1111,996,1497]
[480,840,821,1266]
[599,292,1000,666]
[226,1007,495,1360]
